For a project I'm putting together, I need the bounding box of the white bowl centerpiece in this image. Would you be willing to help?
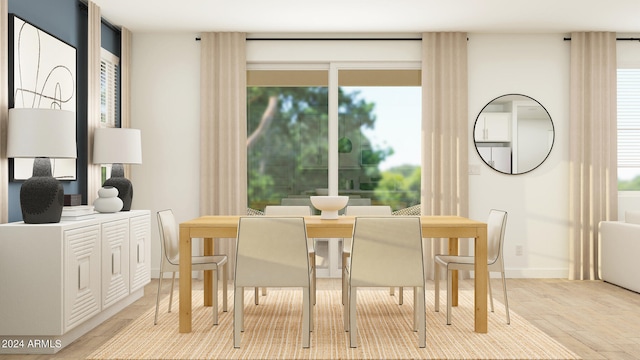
[310,195,349,220]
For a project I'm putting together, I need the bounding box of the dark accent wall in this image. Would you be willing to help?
[7,0,120,222]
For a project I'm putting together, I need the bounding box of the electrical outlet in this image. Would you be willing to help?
[515,245,523,256]
[469,164,481,175]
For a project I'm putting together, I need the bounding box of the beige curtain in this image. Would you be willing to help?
[121,26,132,178]
[0,0,7,223]
[421,32,469,279]
[199,32,247,277]
[569,32,617,281]
[86,1,102,205]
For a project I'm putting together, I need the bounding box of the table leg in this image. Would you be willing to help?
[179,228,192,333]
[475,230,488,333]
[203,237,213,307]
[448,237,458,307]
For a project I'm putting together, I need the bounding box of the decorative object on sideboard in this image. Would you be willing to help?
[93,186,124,213]
[7,108,77,224]
[60,205,95,221]
[93,128,142,211]
[310,195,349,220]
[64,194,82,206]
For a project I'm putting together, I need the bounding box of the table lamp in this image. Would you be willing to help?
[7,108,77,223]
[92,127,142,211]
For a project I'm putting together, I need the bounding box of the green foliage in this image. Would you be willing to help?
[375,166,421,209]
[619,176,640,191]
[247,86,419,211]
[247,86,331,208]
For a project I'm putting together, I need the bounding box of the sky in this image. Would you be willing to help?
[347,86,421,171]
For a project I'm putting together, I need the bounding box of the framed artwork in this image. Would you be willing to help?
[9,14,77,180]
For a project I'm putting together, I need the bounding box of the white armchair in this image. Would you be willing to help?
[599,211,640,293]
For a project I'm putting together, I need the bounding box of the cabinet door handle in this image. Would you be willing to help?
[112,249,121,275]
[137,241,145,264]
[78,259,90,290]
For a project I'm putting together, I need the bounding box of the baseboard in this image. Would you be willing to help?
[465,268,569,279]
[505,268,569,278]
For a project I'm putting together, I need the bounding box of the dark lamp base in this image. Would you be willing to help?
[101,164,134,211]
[20,176,64,224]
[19,158,64,224]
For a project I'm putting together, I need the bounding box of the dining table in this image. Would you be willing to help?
[178,215,488,333]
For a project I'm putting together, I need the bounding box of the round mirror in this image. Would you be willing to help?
[473,94,554,175]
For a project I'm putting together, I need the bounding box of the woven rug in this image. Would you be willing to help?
[88,288,579,359]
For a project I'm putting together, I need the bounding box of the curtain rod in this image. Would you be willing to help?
[563,37,640,41]
[197,36,640,41]
[78,1,121,33]
[195,37,422,41]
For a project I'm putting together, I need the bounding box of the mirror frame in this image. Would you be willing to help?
[473,93,555,175]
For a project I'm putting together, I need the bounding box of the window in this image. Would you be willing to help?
[100,48,120,183]
[100,48,119,128]
[247,69,329,210]
[247,67,421,210]
[338,69,421,210]
[618,68,640,190]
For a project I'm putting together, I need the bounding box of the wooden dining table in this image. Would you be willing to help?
[178,215,488,333]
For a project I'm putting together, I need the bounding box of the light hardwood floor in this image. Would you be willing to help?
[2,278,639,359]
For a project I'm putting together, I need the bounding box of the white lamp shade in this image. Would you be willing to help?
[93,127,142,164]
[7,108,77,158]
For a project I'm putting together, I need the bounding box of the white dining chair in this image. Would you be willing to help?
[234,216,313,348]
[434,209,510,325]
[344,216,426,348]
[258,205,315,305]
[342,205,396,305]
[154,209,228,326]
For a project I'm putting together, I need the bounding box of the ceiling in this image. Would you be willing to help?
[93,0,640,35]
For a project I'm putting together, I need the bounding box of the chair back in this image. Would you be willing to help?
[345,205,392,216]
[265,205,312,216]
[235,217,310,287]
[157,209,179,265]
[340,198,372,214]
[349,217,424,287]
[487,209,508,264]
[281,197,314,206]
[343,206,392,250]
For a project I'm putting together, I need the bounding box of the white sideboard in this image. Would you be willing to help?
[0,210,151,354]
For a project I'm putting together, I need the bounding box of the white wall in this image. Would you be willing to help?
[468,34,571,278]
[130,33,202,277]
[131,33,572,278]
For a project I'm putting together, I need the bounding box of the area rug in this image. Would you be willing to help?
[88,288,579,359]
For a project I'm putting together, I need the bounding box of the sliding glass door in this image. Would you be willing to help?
[247,66,421,211]
[247,69,329,210]
[337,68,421,210]
[247,65,421,277]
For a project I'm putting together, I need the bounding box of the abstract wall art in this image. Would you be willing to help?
[9,14,77,180]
